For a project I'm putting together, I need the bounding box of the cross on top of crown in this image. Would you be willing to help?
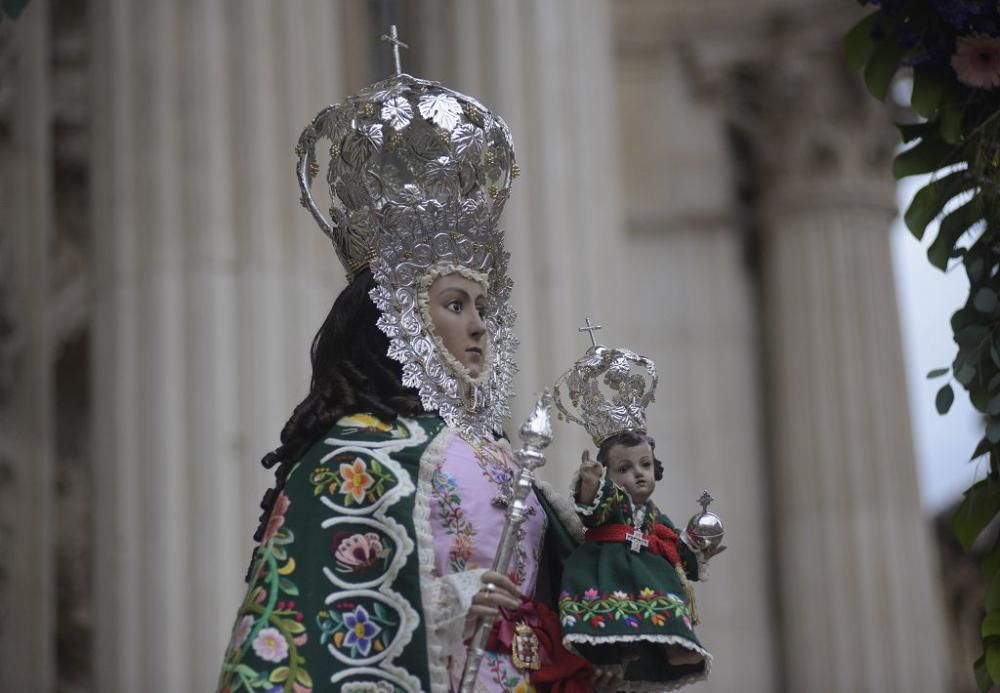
[578,317,603,347]
[380,24,409,76]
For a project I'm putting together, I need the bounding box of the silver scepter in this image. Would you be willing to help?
[459,390,555,692]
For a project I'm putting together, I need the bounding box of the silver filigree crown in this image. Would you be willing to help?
[553,340,658,445]
[296,73,518,280]
[294,69,519,438]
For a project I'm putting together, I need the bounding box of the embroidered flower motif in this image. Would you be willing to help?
[451,533,474,564]
[625,616,640,629]
[650,613,667,627]
[230,614,254,650]
[418,93,463,131]
[683,616,692,629]
[561,613,577,627]
[332,532,387,570]
[638,587,657,601]
[252,627,288,663]
[611,590,629,600]
[589,615,606,629]
[343,605,382,656]
[583,588,600,601]
[339,459,375,503]
[952,34,1000,89]
[513,681,536,693]
[261,493,291,544]
[381,95,413,129]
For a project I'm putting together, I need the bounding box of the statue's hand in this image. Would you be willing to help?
[467,570,522,622]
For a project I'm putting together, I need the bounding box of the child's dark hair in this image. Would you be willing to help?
[596,430,664,481]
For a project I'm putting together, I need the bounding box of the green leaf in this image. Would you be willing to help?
[845,13,881,71]
[987,634,1000,683]
[897,121,933,144]
[904,169,973,240]
[940,82,966,144]
[956,360,977,385]
[928,195,985,270]
[295,667,314,687]
[973,437,992,461]
[952,478,1000,551]
[927,367,950,378]
[278,577,299,596]
[864,33,904,100]
[977,289,1000,314]
[911,67,946,118]
[283,619,306,634]
[985,611,1000,639]
[936,383,955,413]
[894,134,960,179]
[975,653,991,692]
[269,666,290,683]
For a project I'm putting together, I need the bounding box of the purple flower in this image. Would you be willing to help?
[625,616,640,629]
[343,605,382,656]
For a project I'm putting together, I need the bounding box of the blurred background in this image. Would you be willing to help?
[0,0,981,690]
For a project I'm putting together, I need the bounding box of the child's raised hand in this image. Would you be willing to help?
[579,450,603,486]
[577,450,603,505]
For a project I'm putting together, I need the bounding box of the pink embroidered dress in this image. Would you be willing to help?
[427,431,547,692]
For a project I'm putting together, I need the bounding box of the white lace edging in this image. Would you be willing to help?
[533,477,585,543]
[569,464,608,516]
[563,633,712,693]
[680,530,709,582]
[412,425,460,692]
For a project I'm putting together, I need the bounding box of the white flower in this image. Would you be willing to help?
[381,96,413,129]
[252,626,288,663]
[418,93,463,131]
[611,590,629,600]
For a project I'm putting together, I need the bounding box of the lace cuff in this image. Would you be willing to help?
[432,568,487,654]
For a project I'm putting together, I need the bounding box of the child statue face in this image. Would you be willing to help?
[426,272,489,379]
[606,440,656,505]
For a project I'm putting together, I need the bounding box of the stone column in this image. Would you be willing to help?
[0,2,56,689]
[411,0,626,478]
[90,2,344,690]
[740,16,948,693]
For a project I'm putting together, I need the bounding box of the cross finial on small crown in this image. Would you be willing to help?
[380,24,409,76]
[698,490,714,512]
[578,317,603,347]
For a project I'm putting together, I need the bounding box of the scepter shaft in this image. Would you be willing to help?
[459,394,553,692]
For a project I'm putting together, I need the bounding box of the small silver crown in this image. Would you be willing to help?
[553,321,658,445]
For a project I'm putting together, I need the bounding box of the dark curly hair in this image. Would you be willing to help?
[595,430,664,481]
[246,269,422,579]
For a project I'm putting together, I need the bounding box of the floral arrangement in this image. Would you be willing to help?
[847,0,1000,689]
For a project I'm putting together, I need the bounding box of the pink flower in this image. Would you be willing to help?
[951,35,1000,90]
[230,614,254,649]
[451,534,474,563]
[252,627,288,663]
[583,588,600,601]
[261,493,291,544]
[333,532,386,569]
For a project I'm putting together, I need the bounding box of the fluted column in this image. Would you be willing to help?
[91,2,344,690]
[0,2,55,689]
[413,0,626,477]
[744,16,948,693]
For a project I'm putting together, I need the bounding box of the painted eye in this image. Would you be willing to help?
[447,300,462,313]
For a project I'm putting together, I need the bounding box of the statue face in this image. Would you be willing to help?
[426,272,489,379]
[606,441,656,505]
